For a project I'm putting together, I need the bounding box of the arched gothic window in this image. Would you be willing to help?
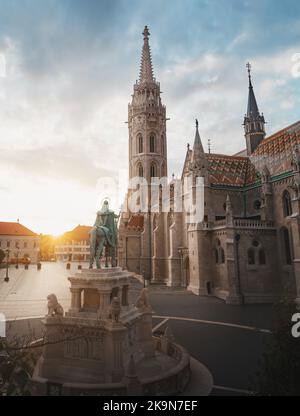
[283,190,292,217]
[215,249,219,264]
[215,239,225,265]
[247,240,267,266]
[137,163,143,178]
[220,248,225,264]
[150,163,156,178]
[248,248,255,265]
[281,227,292,265]
[161,135,165,155]
[138,134,143,154]
[150,134,156,153]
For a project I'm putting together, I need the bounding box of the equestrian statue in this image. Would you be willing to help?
[89,200,119,269]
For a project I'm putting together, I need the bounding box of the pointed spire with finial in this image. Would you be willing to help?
[139,26,154,84]
[191,118,205,163]
[243,63,266,155]
[246,62,260,118]
[208,139,211,154]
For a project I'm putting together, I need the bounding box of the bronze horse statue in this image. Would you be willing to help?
[89,201,118,269]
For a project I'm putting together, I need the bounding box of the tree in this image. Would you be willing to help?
[252,292,300,395]
[0,322,39,396]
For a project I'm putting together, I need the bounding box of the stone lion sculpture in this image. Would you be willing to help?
[135,288,151,311]
[47,293,64,317]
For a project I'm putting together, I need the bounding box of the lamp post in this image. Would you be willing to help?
[15,250,19,269]
[4,249,10,283]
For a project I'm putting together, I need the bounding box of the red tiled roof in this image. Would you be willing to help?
[0,222,38,237]
[251,120,300,175]
[127,215,144,231]
[60,225,92,242]
[207,154,257,186]
[57,225,92,243]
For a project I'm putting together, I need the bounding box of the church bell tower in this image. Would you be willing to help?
[128,26,168,185]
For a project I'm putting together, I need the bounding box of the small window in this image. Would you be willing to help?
[220,248,225,264]
[254,200,261,210]
[282,227,292,265]
[150,135,155,153]
[150,164,156,178]
[138,164,143,177]
[248,248,255,265]
[283,190,292,217]
[215,240,225,264]
[161,135,165,155]
[138,134,143,153]
[215,249,219,264]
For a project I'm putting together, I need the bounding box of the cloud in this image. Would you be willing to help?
[0,0,299,232]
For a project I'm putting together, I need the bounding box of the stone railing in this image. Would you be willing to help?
[208,218,275,230]
[233,219,275,228]
[213,219,226,227]
[30,336,191,396]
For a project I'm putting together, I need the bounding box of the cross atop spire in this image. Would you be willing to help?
[246,62,251,82]
[143,25,150,40]
[139,25,155,84]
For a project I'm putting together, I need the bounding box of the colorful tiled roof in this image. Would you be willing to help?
[207,154,257,187]
[0,222,38,237]
[251,120,300,175]
[182,120,300,187]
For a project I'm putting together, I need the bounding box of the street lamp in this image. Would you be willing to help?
[4,249,10,283]
[15,250,19,269]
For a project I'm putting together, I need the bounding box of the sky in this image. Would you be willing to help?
[0,0,300,235]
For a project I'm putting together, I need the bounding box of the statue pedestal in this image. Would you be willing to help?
[30,266,196,396]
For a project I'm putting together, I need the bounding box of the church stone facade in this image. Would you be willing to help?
[118,26,300,305]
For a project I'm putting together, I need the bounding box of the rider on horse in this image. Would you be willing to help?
[89,200,118,269]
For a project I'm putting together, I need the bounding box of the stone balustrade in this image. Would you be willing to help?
[211,218,275,229]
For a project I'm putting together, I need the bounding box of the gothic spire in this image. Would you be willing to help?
[246,62,260,118]
[191,118,205,163]
[243,63,266,155]
[139,26,154,84]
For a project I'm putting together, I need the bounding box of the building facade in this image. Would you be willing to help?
[118,27,300,304]
[0,222,40,264]
[55,225,91,262]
